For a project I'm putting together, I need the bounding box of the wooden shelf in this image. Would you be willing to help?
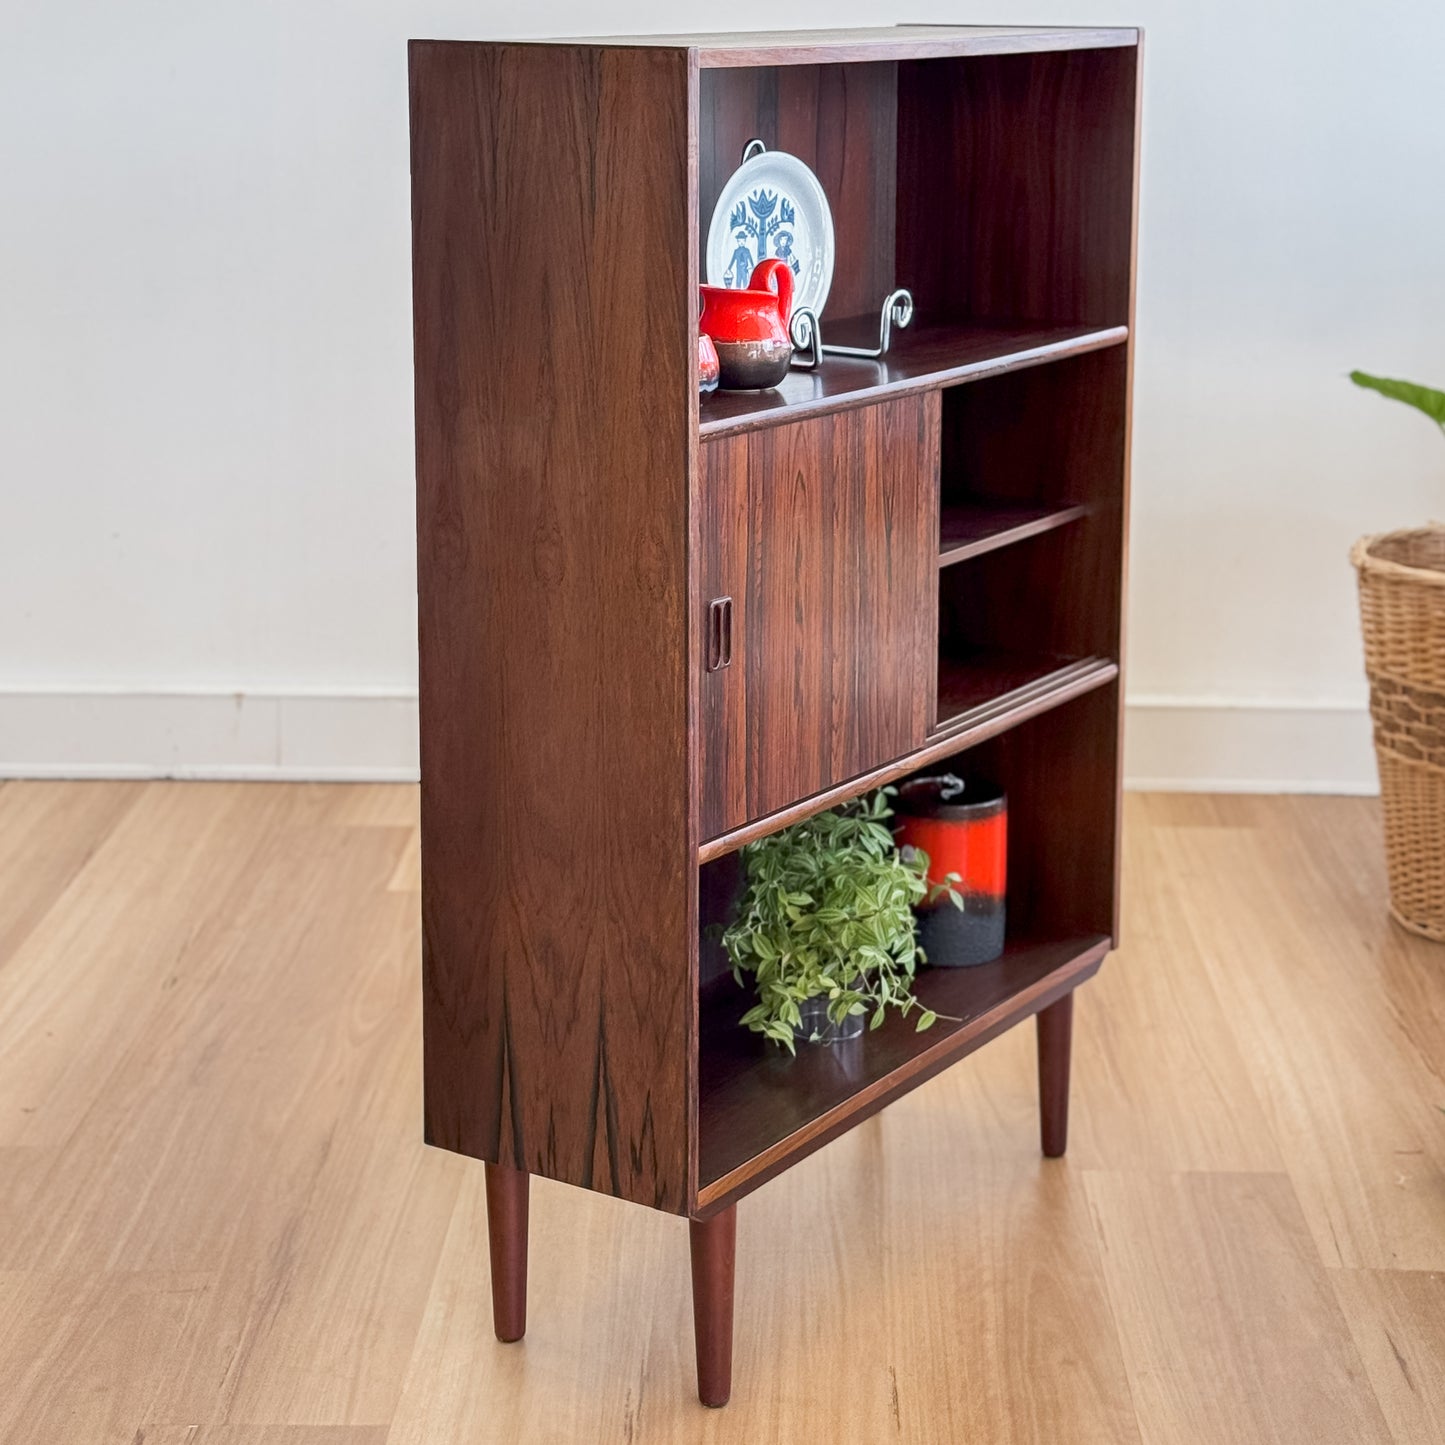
[935,651,1115,738]
[697,933,1109,1210]
[699,322,1128,440]
[697,651,1115,862]
[939,501,1088,567]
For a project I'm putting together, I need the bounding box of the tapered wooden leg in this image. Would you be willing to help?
[1037,990,1074,1159]
[485,1161,529,1342]
[689,1206,737,1408]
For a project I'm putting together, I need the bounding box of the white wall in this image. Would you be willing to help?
[2,1,1442,785]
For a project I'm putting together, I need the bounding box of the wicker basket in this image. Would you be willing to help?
[1352,525,1445,940]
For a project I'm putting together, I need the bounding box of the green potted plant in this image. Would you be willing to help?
[1349,371,1445,939]
[720,788,962,1051]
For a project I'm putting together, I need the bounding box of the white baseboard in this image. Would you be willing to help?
[0,687,420,781]
[1123,695,1377,794]
[0,687,1379,794]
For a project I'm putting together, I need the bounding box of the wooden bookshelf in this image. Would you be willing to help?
[410,23,1141,1407]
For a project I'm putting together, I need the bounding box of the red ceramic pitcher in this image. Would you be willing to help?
[700,258,794,391]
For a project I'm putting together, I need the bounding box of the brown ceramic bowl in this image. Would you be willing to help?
[713,337,793,391]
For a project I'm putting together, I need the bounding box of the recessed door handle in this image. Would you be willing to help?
[706,597,733,672]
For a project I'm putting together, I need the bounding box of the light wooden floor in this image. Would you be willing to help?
[1,784,1443,1443]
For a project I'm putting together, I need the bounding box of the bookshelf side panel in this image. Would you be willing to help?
[410,41,695,1213]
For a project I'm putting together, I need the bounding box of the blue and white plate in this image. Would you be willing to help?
[706,148,835,318]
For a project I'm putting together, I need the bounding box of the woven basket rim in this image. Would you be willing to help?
[1389,904,1445,942]
[1352,524,1445,585]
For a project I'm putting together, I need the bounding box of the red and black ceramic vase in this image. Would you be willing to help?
[894,776,1007,967]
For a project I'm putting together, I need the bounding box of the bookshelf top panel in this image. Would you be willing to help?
[513,26,1140,68]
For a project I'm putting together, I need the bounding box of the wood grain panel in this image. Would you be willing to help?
[410,42,694,1213]
[964,681,1123,941]
[698,394,936,840]
[939,346,1129,511]
[897,45,1138,327]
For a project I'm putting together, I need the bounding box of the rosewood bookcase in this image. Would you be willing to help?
[409,23,1141,1407]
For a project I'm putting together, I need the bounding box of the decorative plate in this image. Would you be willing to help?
[705,146,835,318]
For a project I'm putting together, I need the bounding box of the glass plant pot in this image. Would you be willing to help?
[795,989,865,1045]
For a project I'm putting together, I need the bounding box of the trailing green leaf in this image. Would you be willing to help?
[720,788,960,1049]
[1349,371,1445,431]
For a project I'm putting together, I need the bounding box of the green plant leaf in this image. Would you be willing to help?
[722,786,942,1049]
[1349,371,1445,428]
[916,1010,937,1032]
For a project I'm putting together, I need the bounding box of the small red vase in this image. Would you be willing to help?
[699,333,720,393]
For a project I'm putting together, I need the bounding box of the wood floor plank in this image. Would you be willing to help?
[0,816,413,1273]
[871,1078,1141,1445]
[1152,796,1445,1270]
[1087,1170,1392,1445]
[0,784,1440,1440]
[1069,797,1283,1174]
[10,821,437,1430]
[1331,1269,1445,1444]
[217,943,463,1427]
[1280,795,1445,1101]
[385,829,419,893]
[0,784,305,1152]
[0,1269,214,1443]
[138,1429,389,1444]
[325,786,420,829]
[0,780,143,970]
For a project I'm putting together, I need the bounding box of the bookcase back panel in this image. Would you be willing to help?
[933,683,1123,941]
[897,45,1137,328]
[938,346,1129,664]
